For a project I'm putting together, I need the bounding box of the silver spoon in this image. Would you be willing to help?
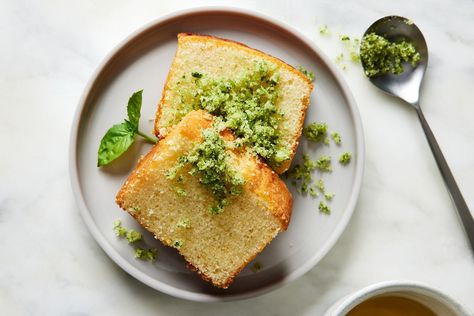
[361,15,474,251]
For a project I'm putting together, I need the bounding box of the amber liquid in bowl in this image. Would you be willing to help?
[347,296,437,316]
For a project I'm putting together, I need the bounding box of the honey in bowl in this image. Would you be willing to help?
[347,296,437,316]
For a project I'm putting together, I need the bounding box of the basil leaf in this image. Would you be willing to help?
[97,122,136,166]
[127,90,143,131]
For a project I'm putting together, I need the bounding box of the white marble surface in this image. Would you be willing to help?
[1,0,473,314]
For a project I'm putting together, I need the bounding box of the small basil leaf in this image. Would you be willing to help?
[97,122,136,167]
[127,90,143,132]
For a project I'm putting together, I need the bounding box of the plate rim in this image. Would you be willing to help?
[69,5,365,302]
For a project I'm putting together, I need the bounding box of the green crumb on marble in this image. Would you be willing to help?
[335,53,344,64]
[339,152,352,165]
[336,36,362,66]
[335,52,347,70]
[350,51,361,63]
[251,261,263,272]
[319,201,331,215]
[319,25,330,35]
[344,37,361,63]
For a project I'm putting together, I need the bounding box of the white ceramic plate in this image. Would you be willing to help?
[69,7,364,302]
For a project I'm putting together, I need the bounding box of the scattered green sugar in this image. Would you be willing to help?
[345,37,361,63]
[176,218,191,229]
[331,132,342,144]
[126,230,142,243]
[316,155,332,172]
[176,62,289,169]
[135,247,157,261]
[303,154,317,171]
[324,192,335,201]
[167,126,245,214]
[339,152,352,165]
[285,154,335,201]
[303,122,328,143]
[350,51,361,63]
[285,152,337,212]
[113,220,157,262]
[320,25,330,35]
[316,178,325,192]
[335,36,361,67]
[298,155,318,193]
[113,219,127,237]
[115,226,127,237]
[360,33,421,77]
[285,154,317,194]
[297,66,315,82]
[191,71,203,78]
[335,53,344,64]
[173,240,183,249]
[251,261,263,272]
[319,201,331,214]
[135,248,146,259]
[145,248,157,261]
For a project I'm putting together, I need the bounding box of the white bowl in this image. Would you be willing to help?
[324,280,471,316]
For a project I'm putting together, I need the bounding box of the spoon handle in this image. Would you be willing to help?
[416,107,474,251]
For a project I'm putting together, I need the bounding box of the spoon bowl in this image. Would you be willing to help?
[361,16,474,252]
[361,16,429,106]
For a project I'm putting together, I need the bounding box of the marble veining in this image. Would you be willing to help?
[1,0,473,315]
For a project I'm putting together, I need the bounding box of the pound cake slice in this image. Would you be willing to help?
[116,110,292,288]
[154,33,314,174]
